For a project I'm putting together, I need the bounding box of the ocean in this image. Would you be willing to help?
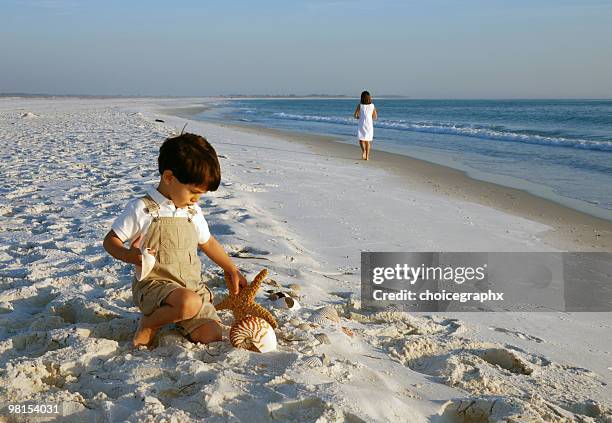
[193,99,612,220]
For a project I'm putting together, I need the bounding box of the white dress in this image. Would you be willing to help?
[358,103,375,141]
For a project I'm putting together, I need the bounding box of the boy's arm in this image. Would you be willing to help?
[103,230,144,266]
[199,236,247,294]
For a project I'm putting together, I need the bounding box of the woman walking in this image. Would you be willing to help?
[354,91,378,160]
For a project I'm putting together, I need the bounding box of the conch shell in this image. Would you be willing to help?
[230,316,277,353]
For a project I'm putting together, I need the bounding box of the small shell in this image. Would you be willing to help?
[230,316,277,353]
[302,346,315,355]
[303,355,323,367]
[322,353,331,366]
[309,306,340,325]
[266,278,281,287]
[289,318,300,327]
[341,327,355,337]
[314,333,331,345]
[288,283,301,292]
[0,301,14,313]
[297,323,311,331]
[272,297,301,311]
[268,291,287,300]
[288,291,301,299]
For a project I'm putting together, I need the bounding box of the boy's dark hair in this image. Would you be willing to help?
[158,133,221,191]
[360,91,372,105]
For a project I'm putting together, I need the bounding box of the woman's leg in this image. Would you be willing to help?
[365,140,372,160]
[359,140,367,160]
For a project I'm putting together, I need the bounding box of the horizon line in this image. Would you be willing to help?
[2,92,612,101]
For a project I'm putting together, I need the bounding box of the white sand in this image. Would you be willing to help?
[0,97,610,422]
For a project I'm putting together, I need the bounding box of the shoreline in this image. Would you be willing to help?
[172,114,612,252]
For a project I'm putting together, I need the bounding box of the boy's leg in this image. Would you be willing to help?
[177,284,222,344]
[133,287,203,347]
[188,320,222,344]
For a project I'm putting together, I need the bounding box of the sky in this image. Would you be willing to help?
[1,0,612,98]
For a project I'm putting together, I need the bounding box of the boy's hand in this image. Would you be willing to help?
[224,266,248,295]
[127,235,156,266]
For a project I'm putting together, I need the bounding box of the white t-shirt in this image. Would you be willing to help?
[111,187,211,245]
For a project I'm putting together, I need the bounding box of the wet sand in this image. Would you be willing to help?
[215,122,612,252]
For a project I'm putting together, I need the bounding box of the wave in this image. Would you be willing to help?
[271,112,612,152]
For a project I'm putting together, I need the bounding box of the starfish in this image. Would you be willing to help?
[215,268,278,329]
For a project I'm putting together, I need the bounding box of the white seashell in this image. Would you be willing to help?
[322,353,331,366]
[136,248,156,281]
[297,323,311,331]
[303,355,323,367]
[266,278,281,287]
[288,283,301,292]
[314,333,331,345]
[272,297,301,311]
[289,318,300,327]
[230,316,277,353]
[303,346,316,355]
[309,306,340,324]
[0,301,14,313]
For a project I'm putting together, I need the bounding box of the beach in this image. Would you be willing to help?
[1,97,611,422]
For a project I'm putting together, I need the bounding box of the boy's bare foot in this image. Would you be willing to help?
[133,318,158,348]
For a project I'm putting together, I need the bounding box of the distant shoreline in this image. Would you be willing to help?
[160,103,612,251]
[3,93,612,101]
[173,100,612,222]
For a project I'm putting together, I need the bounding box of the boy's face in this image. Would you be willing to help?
[163,171,207,208]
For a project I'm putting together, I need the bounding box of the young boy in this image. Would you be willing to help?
[103,133,247,348]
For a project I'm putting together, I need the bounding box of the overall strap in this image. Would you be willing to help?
[141,194,160,219]
[186,205,197,222]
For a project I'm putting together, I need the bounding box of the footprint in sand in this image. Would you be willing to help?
[433,397,529,423]
[475,347,535,375]
[92,318,139,343]
[51,297,122,324]
[6,287,60,316]
[266,397,331,421]
[560,399,610,420]
[226,245,270,260]
[489,326,545,343]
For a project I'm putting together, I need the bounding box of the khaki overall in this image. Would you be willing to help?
[131,194,220,335]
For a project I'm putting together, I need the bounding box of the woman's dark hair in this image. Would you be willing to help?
[158,133,221,191]
[360,91,372,105]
